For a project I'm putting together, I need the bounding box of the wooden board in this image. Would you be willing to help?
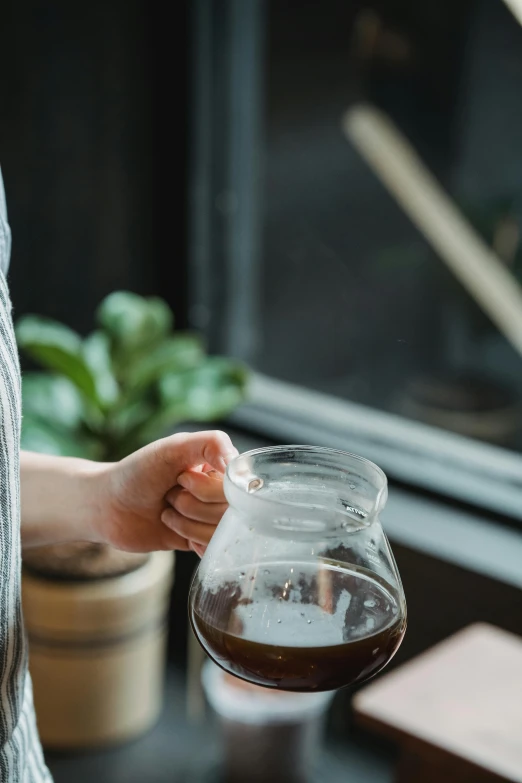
[353,623,522,783]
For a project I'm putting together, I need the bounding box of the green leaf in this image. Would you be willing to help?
[125,334,205,392]
[108,400,154,439]
[184,379,246,421]
[103,358,247,454]
[159,356,248,422]
[83,331,119,407]
[128,364,247,450]
[21,415,100,459]
[22,373,85,431]
[120,400,191,453]
[97,292,173,355]
[16,316,99,405]
[160,357,248,407]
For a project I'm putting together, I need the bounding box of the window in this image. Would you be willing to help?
[187,0,522,520]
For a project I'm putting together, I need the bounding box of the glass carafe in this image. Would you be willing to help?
[189,446,406,692]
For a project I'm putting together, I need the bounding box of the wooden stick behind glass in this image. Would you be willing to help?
[342,105,522,361]
[502,0,522,27]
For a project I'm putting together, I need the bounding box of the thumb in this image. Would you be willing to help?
[152,430,238,477]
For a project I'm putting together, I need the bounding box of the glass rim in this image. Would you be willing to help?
[225,445,388,526]
[227,444,387,483]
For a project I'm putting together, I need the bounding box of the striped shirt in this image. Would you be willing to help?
[0,171,52,781]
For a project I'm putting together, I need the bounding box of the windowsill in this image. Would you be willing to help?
[230,374,522,523]
[384,487,522,590]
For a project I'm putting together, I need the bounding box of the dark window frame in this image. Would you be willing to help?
[187,0,522,525]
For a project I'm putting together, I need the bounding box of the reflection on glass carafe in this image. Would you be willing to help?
[190,446,406,692]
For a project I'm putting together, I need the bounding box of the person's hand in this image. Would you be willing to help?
[88,430,238,556]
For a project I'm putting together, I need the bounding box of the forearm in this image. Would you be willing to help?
[20,451,106,548]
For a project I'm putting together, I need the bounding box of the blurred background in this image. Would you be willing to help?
[2,0,522,781]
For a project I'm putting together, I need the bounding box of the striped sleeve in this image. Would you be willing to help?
[0,174,51,780]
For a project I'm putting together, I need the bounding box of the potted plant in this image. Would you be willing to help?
[16,291,248,748]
